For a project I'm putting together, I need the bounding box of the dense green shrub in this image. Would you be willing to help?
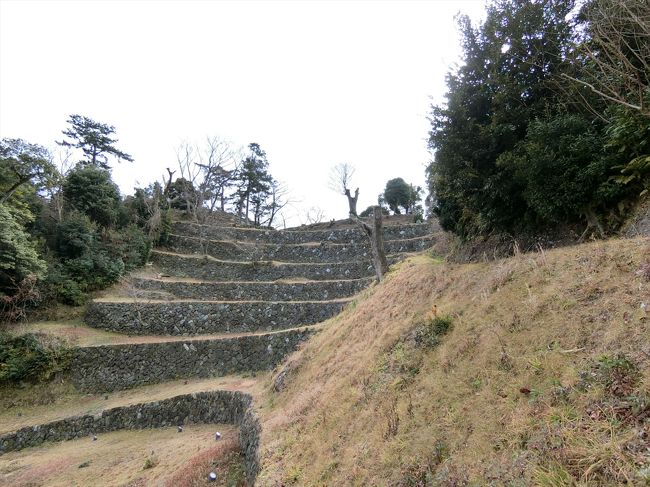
[55,211,96,259]
[502,114,622,225]
[114,224,151,270]
[63,165,121,227]
[46,212,126,305]
[414,315,453,348]
[46,272,86,306]
[606,107,650,198]
[0,332,72,383]
[166,177,199,211]
[0,203,46,296]
[359,206,390,218]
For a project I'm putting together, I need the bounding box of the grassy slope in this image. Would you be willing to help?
[0,424,241,487]
[256,237,649,486]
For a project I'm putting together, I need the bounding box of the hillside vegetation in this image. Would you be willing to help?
[427,0,649,239]
[257,237,649,486]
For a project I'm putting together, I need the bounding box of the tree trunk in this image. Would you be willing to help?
[164,168,175,195]
[0,175,31,203]
[345,187,359,216]
[353,206,389,281]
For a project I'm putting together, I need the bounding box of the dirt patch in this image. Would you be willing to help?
[0,425,237,487]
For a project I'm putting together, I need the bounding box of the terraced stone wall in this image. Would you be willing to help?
[71,328,315,392]
[0,391,261,485]
[239,405,261,483]
[164,234,435,263]
[151,252,383,281]
[86,300,346,335]
[172,221,436,244]
[131,277,372,301]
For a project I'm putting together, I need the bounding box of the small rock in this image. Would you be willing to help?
[78,461,91,469]
[177,426,183,433]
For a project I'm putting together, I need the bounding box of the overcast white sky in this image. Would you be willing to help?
[0,0,486,227]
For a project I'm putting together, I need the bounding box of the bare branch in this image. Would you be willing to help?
[328,162,356,195]
[560,73,646,112]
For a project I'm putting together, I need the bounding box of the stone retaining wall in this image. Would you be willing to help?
[239,405,261,483]
[0,390,261,485]
[164,234,434,263]
[131,276,372,302]
[151,251,386,281]
[86,300,346,335]
[71,327,315,392]
[172,221,436,244]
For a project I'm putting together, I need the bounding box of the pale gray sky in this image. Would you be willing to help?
[0,0,485,227]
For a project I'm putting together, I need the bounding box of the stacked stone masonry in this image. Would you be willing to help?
[71,327,315,392]
[86,300,346,335]
[171,221,436,244]
[130,276,373,301]
[0,391,261,485]
[164,234,435,263]
[150,250,400,281]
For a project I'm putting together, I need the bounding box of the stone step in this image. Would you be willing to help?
[86,299,347,335]
[129,276,373,301]
[171,220,437,244]
[150,250,398,281]
[163,234,435,263]
[70,326,316,392]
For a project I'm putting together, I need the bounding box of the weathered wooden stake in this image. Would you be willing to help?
[353,205,389,281]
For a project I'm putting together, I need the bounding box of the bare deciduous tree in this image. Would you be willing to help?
[564,0,650,116]
[49,146,75,222]
[328,162,359,216]
[172,137,241,221]
[175,142,202,217]
[260,180,289,229]
[197,137,241,212]
[304,206,325,225]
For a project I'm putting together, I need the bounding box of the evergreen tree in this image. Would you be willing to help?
[383,178,422,214]
[57,114,133,169]
[63,165,121,227]
[0,203,46,295]
[0,139,56,204]
[427,0,598,236]
[234,143,274,225]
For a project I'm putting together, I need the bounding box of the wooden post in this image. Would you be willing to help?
[353,205,389,281]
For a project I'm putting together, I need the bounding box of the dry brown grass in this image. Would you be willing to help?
[163,436,246,487]
[256,237,650,486]
[0,425,237,487]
